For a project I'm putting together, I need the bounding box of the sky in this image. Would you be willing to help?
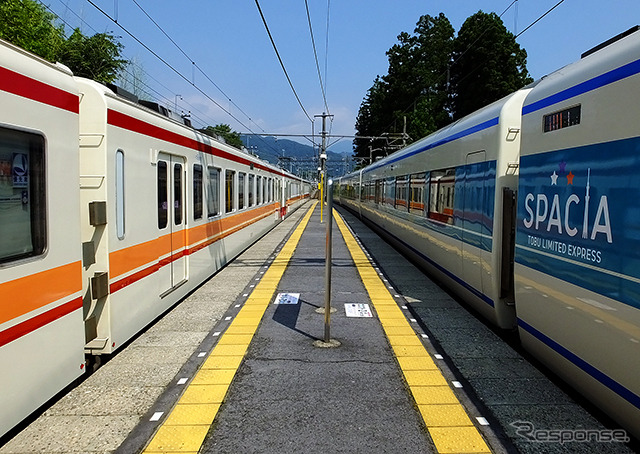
[47,0,640,155]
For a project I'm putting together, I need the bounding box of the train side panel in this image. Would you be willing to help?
[516,30,640,438]
[351,90,529,329]
[77,79,296,355]
[0,41,85,437]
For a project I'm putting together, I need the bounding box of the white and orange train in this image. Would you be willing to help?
[0,39,310,437]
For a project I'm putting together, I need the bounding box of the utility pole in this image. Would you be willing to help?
[315,112,333,223]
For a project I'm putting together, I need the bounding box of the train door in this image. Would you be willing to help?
[462,151,486,294]
[157,152,187,296]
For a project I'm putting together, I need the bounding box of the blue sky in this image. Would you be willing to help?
[49,0,640,153]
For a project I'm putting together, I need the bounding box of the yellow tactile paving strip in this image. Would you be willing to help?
[142,201,318,454]
[334,210,492,454]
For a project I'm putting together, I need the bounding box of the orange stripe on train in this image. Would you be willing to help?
[0,261,82,325]
[109,204,279,290]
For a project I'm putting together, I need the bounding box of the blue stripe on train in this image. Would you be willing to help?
[518,317,640,410]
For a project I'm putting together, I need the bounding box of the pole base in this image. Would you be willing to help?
[312,339,341,348]
[315,306,337,314]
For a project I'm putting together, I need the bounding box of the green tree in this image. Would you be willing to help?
[353,76,388,162]
[200,124,244,149]
[0,0,65,61]
[450,11,533,119]
[0,0,128,84]
[58,29,127,84]
[354,14,454,160]
[399,13,454,140]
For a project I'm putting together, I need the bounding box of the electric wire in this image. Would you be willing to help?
[374,0,547,140]
[254,0,313,123]
[53,0,282,156]
[46,2,215,130]
[516,0,565,38]
[84,0,255,132]
[304,0,330,116]
[324,0,334,137]
[130,0,267,135]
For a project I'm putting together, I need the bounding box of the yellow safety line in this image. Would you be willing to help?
[334,210,491,454]
[143,201,318,454]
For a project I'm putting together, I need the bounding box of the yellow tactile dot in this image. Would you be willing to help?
[367,284,393,294]
[370,299,398,307]
[211,344,248,356]
[411,386,459,405]
[395,352,437,371]
[201,355,243,370]
[191,369,236,385]
[380,318,412,328]
[403,369,449,386]
[224,325,258,335]
[163,403,221,426]
[179,384,229,404]
[381,325,416,336]
[241,300,268,309]
[216,334,254,345]
[143,424,210,452]
[237,305,266,313]
[387,335,424,347]
[246,289,274,300]
[428,426,491,453]
[392,345,430,357]
[375,307,406,318]
[418,404,474,427]
[396,354,439,370]
[232,312,263,322]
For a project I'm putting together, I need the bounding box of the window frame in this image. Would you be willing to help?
[0,127,47,264]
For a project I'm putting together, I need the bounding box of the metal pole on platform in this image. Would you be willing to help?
[323,179,333,343]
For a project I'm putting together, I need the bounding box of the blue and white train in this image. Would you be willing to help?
[337,27,640,439]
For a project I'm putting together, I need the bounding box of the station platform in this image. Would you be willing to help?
[1,200,635,454]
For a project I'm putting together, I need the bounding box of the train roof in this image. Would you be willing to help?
[358,89,525,177]
[522,26,640,119]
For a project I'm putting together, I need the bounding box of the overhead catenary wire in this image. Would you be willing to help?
[516,0,565,38]
[304,0,330,117]
[130,0,267,135]
[61,0,284,156]
[44,1,285,157]
[84,0,258,134]
[254,0,313,124]
[376,0,562,139]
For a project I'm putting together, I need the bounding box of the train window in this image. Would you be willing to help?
[543,105,581,132]
[193,164,203,220]
[395,176,409,210]
[428,168,456,224]
[374,179,383,204]
[268,178,273,202]
[263,177,268,202]
[174,163,183,225]
[409,173,426,215]
[225,169,235,213]
[238,172,246,209]
[158,161,168,229]
[248,174,255,206]
[0,127,46,264]
[363,181,372,202]
[256,176,262,205]
[207,167,221,217]
[116,150,125,238]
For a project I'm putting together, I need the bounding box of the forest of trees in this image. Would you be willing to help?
[354,11,533,162]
